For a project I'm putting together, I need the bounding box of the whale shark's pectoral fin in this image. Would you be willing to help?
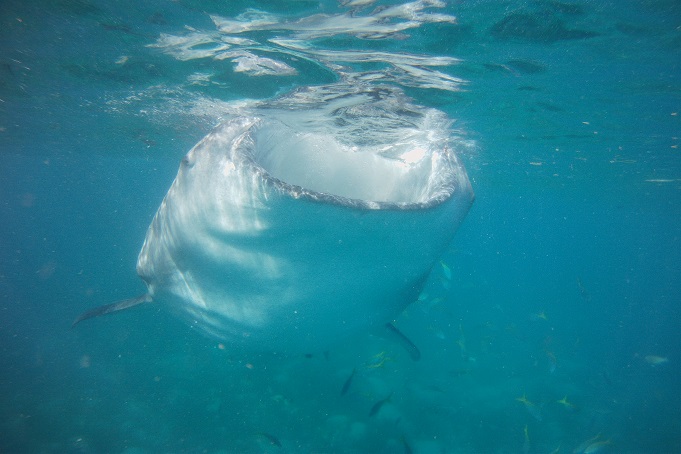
[383,322,421,361]
[71,294,152,328]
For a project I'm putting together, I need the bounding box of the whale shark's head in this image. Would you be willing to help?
[135,83,474,353]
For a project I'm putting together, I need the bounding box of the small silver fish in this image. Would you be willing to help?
[341,367,356,396]
[257,432,281,448]
[644,355,669,366]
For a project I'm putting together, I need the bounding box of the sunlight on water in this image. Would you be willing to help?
[148,0,464,90]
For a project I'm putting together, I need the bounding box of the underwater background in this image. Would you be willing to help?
[1,0,680,452]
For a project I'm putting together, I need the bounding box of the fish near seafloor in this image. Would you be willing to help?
[72,86,474,355]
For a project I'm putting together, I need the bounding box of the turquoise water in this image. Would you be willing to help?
[1,0,680,452]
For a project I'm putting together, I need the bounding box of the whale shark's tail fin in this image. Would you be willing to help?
[72,294,152,328]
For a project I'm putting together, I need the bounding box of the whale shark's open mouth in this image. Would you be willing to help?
[253,120,440,205]
[246,85,466,208]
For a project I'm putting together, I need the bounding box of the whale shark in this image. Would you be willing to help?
[73,84,474,354]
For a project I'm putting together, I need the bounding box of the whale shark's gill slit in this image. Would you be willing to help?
[72,294,151,328]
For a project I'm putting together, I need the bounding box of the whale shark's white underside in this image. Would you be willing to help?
[74,84,474,354]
